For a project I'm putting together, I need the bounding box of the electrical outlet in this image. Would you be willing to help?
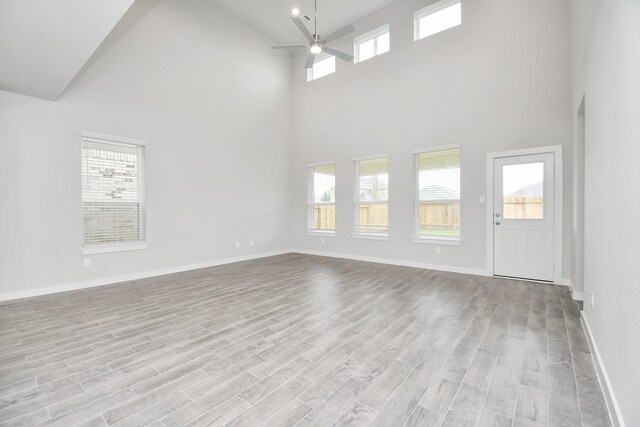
[321,238,325,244]
[235,242,240,249]
[249,240,254,247]
[435,247,441,255]
[590,292,594,309]
[83,257,91,267]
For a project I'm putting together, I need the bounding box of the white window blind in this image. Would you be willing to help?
[82,134,146,249]
[414,0,461,41]
[307,55,336,81]
[416,147,461,238]
[354,157,389,235]
[355,25,390,63]
[308,163,336,232]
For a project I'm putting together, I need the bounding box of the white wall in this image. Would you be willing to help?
[2,0,637,421]
[290,0,573,278]
[0,0,292,298]
[571,0,640,424]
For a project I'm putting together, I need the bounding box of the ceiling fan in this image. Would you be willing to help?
[271,0,355,69]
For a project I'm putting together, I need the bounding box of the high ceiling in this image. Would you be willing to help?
[0,0,402,101]
[0,0,135,100]
[211,0,403,44]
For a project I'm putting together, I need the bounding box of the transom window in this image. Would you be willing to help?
[354,156,389,236]
[354,25,390,63]
[308,163,336,233]
[307,55,336,81]
[81,131,146,253]
[414,0,461,41]
[414,146,461,241]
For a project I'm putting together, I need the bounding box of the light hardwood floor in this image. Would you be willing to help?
[0,254,611,426]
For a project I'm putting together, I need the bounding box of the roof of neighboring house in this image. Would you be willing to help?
[507,181,543,198]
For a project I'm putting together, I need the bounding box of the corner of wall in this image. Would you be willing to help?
[581,313,626,427]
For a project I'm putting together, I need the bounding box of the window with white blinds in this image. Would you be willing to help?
[415,146,461,240]
[308,163,336,233]
[81,132,146,252]
[354,156,389,236]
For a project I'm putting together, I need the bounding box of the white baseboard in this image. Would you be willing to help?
[581,313,625,427]
[0,249,577,304]
[558,277,584,301]
[291,248,490,277]
[0,248,489,302]
[0,249,294,302]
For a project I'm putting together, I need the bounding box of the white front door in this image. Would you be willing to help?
[493,153,555,281]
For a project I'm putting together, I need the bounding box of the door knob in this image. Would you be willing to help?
[495,221,501,225]
[495,213,501,217]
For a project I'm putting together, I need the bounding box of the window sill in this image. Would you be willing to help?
[353,233,389,241]
[412,236,462,246]
[81,242,148,255]
[307,230,336,237]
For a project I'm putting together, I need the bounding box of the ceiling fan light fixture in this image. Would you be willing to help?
[271,0,355,68]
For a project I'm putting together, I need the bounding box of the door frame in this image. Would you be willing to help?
[486,145,563,283]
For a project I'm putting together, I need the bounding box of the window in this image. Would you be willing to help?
[414,0,461,41]
[354,25,390,63]
[502,162,544,219]
[307,55,335,81]
[414,145,461,243]
[81,131,146,253]
[354,156,389,237]
[308,163,336,233]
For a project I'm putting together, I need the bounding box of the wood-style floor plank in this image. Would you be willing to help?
[0,254,610,426]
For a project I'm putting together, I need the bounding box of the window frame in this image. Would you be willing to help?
[353,154,389,240]
[307,161,337,236]
[306,54,336,82]
[80,130,147,255]
[354,24,391,64]
[412,144,462,246]
[414,0,462,42]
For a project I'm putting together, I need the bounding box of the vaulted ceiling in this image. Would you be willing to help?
[0,0,135,100]
[0,0,402,101]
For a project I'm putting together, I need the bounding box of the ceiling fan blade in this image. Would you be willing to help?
[323,24,355,44]
[323,46,354,63]
[291,16,315,42]
[271,44,309,50]
[304,53,317,69]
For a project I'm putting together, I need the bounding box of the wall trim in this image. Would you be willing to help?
[581,313,625,427]
[559,277,584,301]
[291,248,490,277]
[1,249,580,303]
[0,249,293,302]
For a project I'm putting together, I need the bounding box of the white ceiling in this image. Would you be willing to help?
[0,0,401,100]
[211,0,403,44]
[0,0,135,100]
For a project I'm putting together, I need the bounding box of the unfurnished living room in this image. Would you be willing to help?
[0,0,638,426]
